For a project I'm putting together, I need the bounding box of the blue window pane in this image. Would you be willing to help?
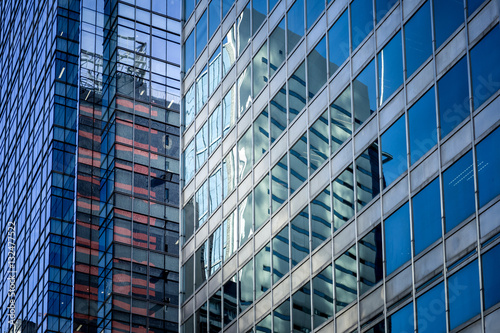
[253,42,268,97]
[353,60,377,130]
[270,85,287,143]
[443,151,475,232]
[438,57,469,139]
[417,282,446,333]
[185,0,195,20]
[209,0,221,38]
[404,1,432,77]
[287,0,304,54]
[385,202,410,275]
[330,86,352,152]
[359,225,383,294]
[376,0,398,23]
[289,135,308,193]
[184,31,195,72]
[196,11,208,58]
[408,87,437,165]
[222,27,236,76]
[387,302,413,333]
[412,178,441,255]
[378,32,403,106]
[237,3,251,56]
[184,84,195,126]
[291,208,309,267]
[306,0,324,30]
[184,140,195,183]
[471,25,500,110]
[448,260,480,330]
[468,0,484,16]
[482,244,500,309]
[328,10,349,75]
[253,0,267,34]
[434,0,464,48]
[269,18,286,77]
[307,36,327,100]
[288,62,306,121]
[196,123,208,170]
[269,0,278,11]
[381,115,407,188]
[476,126,500,207]
[356,142,380,210]
[351,0,374,50]
[335,246,357,311]
[223,0,234,17]
[273,226,289,283]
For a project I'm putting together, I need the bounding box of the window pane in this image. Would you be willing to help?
[255,243,271,299]
[417,282,446,333]
[183,197,195,240]
[313,265,333,329]
[482,244,500,309]
[292,283,311,332]
[433,0,464,48]
[476,126,500,207]
[270,85,287,143]
[252,0,267,34]
[351,0,374,50]
[408,87,437,164]
[387,302,413,332]
[353,60,377,130]
[237,3,251,56]
[384,202,410,275]
[307,0,324,29]
[328,10,349,75]
[196,11,207,58]
[287,0,304,54]
[238,64,252,115]
[209,46,222,96]
[448,260,480,330]
[438,57,469,139]
[223,85,236,136]
[239,192,253,245]
[223,0,234,17]
[356,142,380,210]
[184,84,195,126]
[184,140,195,183]
[254,109,269,162]
[253,41,268,97]
[269,18,286,77]
[290,135,308,193]
[209,105,222,154]
[222,147,237,198]
[223,275,237,326]
[210,226,223,273]
[291,207,309,267]
[273,299,291,332]
[209,0,221,38]
[209,165,222,213]
[273,226,289,283]
[412,178,441,254]
[222,211,238,261]
[471,25,500,110]
[309,110,329,171]
[238,128,252,181]
[404,1,432,77]
[333,165,355,230]
[381,115,407,187]
[222,26,236,76]
[311,187,331,250]
[288,62,307,122]
[255,175,270,230]
[195,302,208,332]
[185,0,195,20]
[335,245,357,311]
[239,258,253,311]
[256,313,271,333]
[331,86,352,153]
[443,151,475,232]
[307,36,327,100]
[184,31,195,72]
[468,0,483,16]
[359,225,383,295]
[271,155,288,212]
[378,32,403,106]
[183,255,194,299]
[376,0,398,23]
[195,122,208,170]
[196,66,208,113]
[196,181,209,227]
[209,289,222,332]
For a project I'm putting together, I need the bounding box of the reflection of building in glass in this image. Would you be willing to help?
[180,0,500,332]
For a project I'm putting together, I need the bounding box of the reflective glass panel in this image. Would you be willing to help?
[255,175,270,230]
[307,36,327,100]
[309,110,329,171]
[183,197,195,240]
[378,31,403,106]
[331,86,352,153]
[272,226,289,283]
[237,3,251,56]
[196,11,207,58]
[468,0,483,15]
[307,0,324,29]
[482,243,500,309]
[271,155,288,212]
[209,289,222,332]
[412,178,441,255]
[222,211,238,261]
[448,260,480,330]
[273,299,290,332]
[269,18,286,77]
[270,85,287,143]
[210,226,223,273]
[476,126,500,207]
[356,142,380,210]
[209,165,222,213]
[438,57,469,139]
[288,62,307,121]
[359,225,383,294]
[223,275,237,326]
[238,128,252,181]
[433,0,464,48]
[353,60,377,130]
[256,313,271,333]
[209,105,222,154]
[416,282,446,333]
[376,0,397,23]
[209,0,221,38]
[184,140,195,183]
[184,31,195,72]
[253,41,268,97]
[287,0,304,54]
[252,0,267,34]
[223,0,234,17]
[254,109,269,162]
[222,147,237,198]
[239,258,253,311]
[381,115,407,187]
[238,64,252,115]
[209,46,222,96]
[351,0,374,50]
[335,245,357,311]
[255,243,271,299]
[185,0,195,20]
[195,240,209,289]
[183,255,194,299]
[196,66,208,113]
[387,302,413,333]
[311,187,331,250]
[196,181,209,227]
[290,135,308,193]
[333,165,355,230]
[404,1,432,77]
[313,265,333,329]
[239,192,253,245]
[443,151,475,232]
[408,87,437,165]
[195,121,208,170]
[291,207,309,267]
[223,86,236,136]
[292,283,311,332]
[222,26,236,76]
[384,202,410,275]
[328,10,349,75]
[195,302,208,332]
[184,84,195,126]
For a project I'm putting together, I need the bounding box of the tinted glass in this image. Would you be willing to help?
[351,0,374,50]
[184,140,195,183]
[239,192,253,245]
[272,226,289,283]
[184,31,195,72]
[185,84,195,126]
[443,151,475,232]
[448,260,480,330]
[238,128,252,181]
[476,126,500,207]
[290,135,308,193]
[222,211,238,261]
[335,246,357,311]
[328,10,349,75]
[210,226,223,273]
[196,11,207,58]
[381,115,407,187]
[222,27,236,76]
[196,181,209,227]
[288,62,307,121]
[404,1,432,77]
[223,0,234,17]
[195,302,208,332]
[209,46,222,96]
[209,0,221,38]
[438,57,469,138]
[307,36,327,100]
[378,32,403,106]
[311,187,331,250]
[307,0,324,29]
[356,143,380,210]
[287,0,304,54]
[195,241,209,288]
[376,0,398,23]
[254,109,269,162]
[238,64,252,115]
[408,87,437,164]
[433,0,464,48]
[412,178,441,255]
[196,66,208,113]
[183,255,194,299]
[387,302,413,332]
[292,283,311,332]
[313,265,334,328]
[270,85,287,143]
[471,25,500,110]
[209,105,222,154]
[195,122,208,170]
[223,275,237,326]
[256,314,271,333]
[253,42,268,97]
[209,289,222,332]
[269,18,286,76]
[309,110,329,171]
[353,60,377,129]
[359,225,383,294]
[252,0,267,34]
[291,207,309,267]
[237,3,251,55]
[271,155,288,213]
[222,147,237,198]
[209,165,222,213]
[333,165,355,230]
[482,244,500,309]
[468,0,484,15]
[223,86,236,135]
[331,86,352,153]
[385,202,410,275]
[417,282,446,333]
[185,0,195,20]
[273,299,290,332]
[239,258,253,311]
[255,175,270,229]
[255,243,271,299]
[183,197,195,240]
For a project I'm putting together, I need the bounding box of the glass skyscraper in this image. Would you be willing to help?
[0,0,181,332]
[180,0,500,332]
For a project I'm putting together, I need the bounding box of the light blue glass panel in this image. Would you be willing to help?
[307,36,327,100]
[222,26,236,76]
[239,258,253,310]
[254,109,269,162]
[196,11,207,58]
[196,181,209,227]
[270,85,287,143]
[309,110,329,171]
[237,3,251,55]
[404,1,432,78]
[271,155,288,212]
[195,122,208,171]
[376,0,398,23]
[476,126,500,207]
[196,66,208,113]
[209,0,221,38]
[184,84,195,126]
[238,64,252,115]
[223,86,236,136]
[328,10,349,76]
[291,207,309,267]
[222,211,238,261]
[253,41,268,97]
[448,260,480,330]
[184,140,195,183]
[385,202,410,275]
[272,226,289,283]
[335,245,357,311]
[252,0,267,34]
[238,128,252,181]
[307,0,324,29]
[222,148,237,199]
[287,0,304,54]
[289,135,308,193]
[351,0,374,50]
[239,192,253,245]
[412,178,441,255]
[185,0,195,20]
[292,283,311,332]
[378,32,403,106]
[417,282,446,333]
[381,115,407,187]
[223,0,234,17]
[288,62,306,121]
[209,105,222,154]
[269,18,285,77]
[408,87,437,165]
[311,187,331,250]
[273,299,290,331]
[209,46,222,96]
[255,243,271,299]
[210,225,223,273]
[433,0,464,48]
[209,165,222,213]
[255,175,270,230]
[313,265,333,329]
[353,60,377,130]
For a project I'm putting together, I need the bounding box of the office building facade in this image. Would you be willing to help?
[0,0,181,332]
[179,0,500,332]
